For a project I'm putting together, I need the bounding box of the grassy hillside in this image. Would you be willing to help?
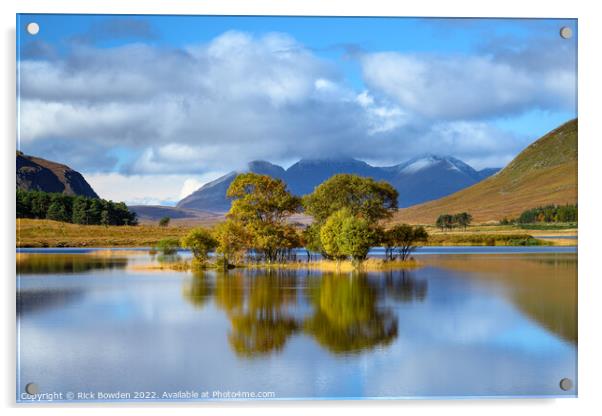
[392,119,577,224]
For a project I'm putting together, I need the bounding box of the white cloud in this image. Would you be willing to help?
[356,91,407,134]
[360,52,575,120]
[179,178,206,200]
[20,31,364,174]
[85,172,225,205]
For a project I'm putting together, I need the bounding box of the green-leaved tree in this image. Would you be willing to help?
[303,174,398,256]
[181,227,218,266]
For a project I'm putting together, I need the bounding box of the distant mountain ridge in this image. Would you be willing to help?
[129,205,225,225]
[16,152,99,198]
[392,119,578,224]
[177,154,500,212]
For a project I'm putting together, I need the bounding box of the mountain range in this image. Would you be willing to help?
[16,151,98,198]
[392,119,578,224]
[177,155,499,212]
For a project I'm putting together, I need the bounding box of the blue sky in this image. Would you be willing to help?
[17,14,577,205]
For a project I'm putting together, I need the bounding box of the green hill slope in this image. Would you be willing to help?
[392,119,577,224]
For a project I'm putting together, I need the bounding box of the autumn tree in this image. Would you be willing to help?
[212,220,250,269]
[383,224,429,261]
[226,173,301,263]
[302,174,398,256]
[303,174,398,224]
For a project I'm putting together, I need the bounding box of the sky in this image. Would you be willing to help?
[17,14,577,205]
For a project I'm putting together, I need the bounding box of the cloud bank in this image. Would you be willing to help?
[18,27,576,203]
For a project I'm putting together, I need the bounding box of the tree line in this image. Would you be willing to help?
[175,173,428,269]
[517,204,577,224]
[435,212,473,231]
[17,189,138,226]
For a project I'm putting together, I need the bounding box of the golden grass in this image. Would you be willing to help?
[17,219,575,249]
[245,258,421,272]
[424,233,550,246]
[535,238,578,246]
[131,257,421,274]
[423,223,577,236]
[16,218,194,248]
[129,261,193,272]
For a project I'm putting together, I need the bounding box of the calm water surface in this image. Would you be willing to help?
[17,247,577,401]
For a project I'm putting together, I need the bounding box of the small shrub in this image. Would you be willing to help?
[181,227,217,263]
[156,238,180,255]
[507,237,545,246]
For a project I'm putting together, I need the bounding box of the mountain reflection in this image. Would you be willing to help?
[183,269,428,357]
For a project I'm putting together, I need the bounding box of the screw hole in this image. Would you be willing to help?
[559,378,573,391]
[25,382,39,395]
[26,22,40,36]
[559,26,572,39]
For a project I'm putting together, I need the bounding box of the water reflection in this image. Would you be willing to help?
[17,253,128,274]
[181,274,214,309]
[223,270,299,357]
[16,250,577,398]
[183,269,428,357]
[379,270,428,302]
[17,289,83,316]
[422,254,577,344]
[304,274,398,354]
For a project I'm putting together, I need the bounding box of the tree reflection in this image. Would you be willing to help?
[182,272,215,309]
[303,274,397,354]
[221,270,299,357]
[182,269,428,358]
[17,253,128,274]
[380,270,428,302]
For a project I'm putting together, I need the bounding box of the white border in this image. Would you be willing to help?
[3,1,601,415]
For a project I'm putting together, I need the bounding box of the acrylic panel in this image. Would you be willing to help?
[16,14,578,402]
